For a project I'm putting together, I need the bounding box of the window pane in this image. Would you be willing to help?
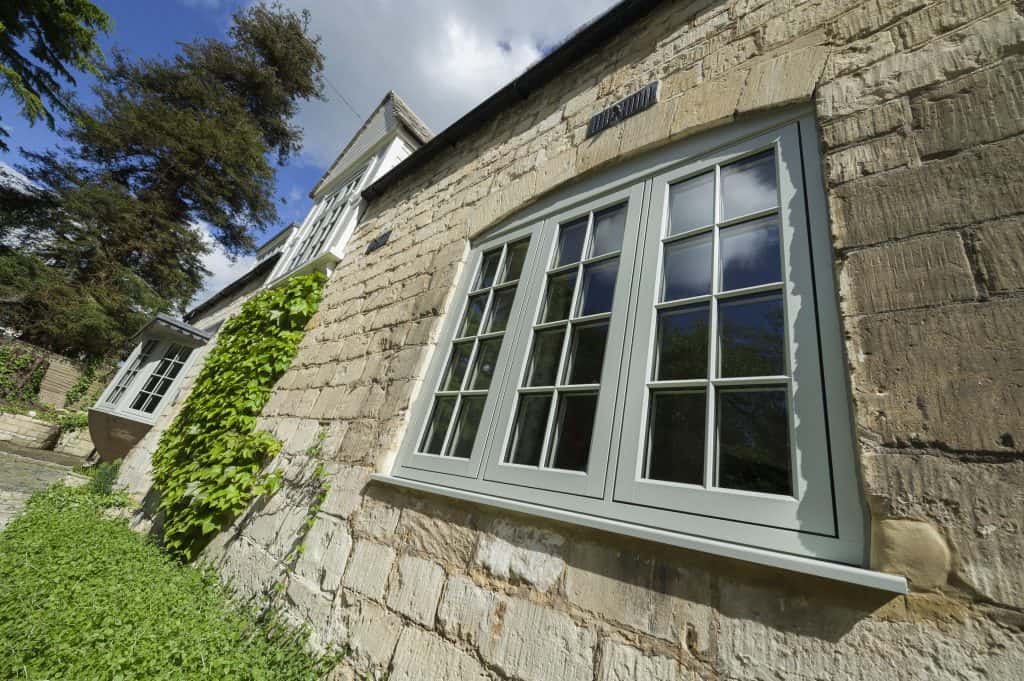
[669,171,714,235]
[720,216,782,291]
[555,218,587,267]
[442,342,474,390]
[646,390,705,484]
[542,270,577,322]
[663,233,712,302]
[548,392,598,472]
[565,322,608,385]
[449,396,486,459]
[507,393,552,466]
[721,150,778,221]
[655,304,709,380]
[717,388,792,495]
[590,204,626,257]
[527,328,565,387]
[502,239,529,282]
[476,250,501,289]
[460,293,488,337]
[421,396,456,454]
[577,258,618,317]
[719,293,785,378]
[485,286,515,333]
[469,338,502,390]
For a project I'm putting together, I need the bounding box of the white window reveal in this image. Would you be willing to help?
[386,112,882,586]
[105,339,158,407]
[284,168,365,274]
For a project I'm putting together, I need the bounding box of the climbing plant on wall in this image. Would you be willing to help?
[0,344,49,404]
[151,272,325,561]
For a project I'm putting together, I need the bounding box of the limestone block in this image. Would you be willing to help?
[831,0,929,43]
[617,97,679,159]
[597,640,692,681]
[863,450,1024,608]
[320,464,371,518]
[343,541,396,601]
[473,518,565,592]
[390,627,489,681]
[396,506,477,567]
[703,35,758,80]
[871,519,950,589]
[240,486,311,560]
[826,133,917,184]
[831,135,1024,248]
[825,30,898,80]
[822,99,910,150]
[670,69,745,139]
[351,496,401,541]
[575,124,623,176]
[737,45,829,114]
[214,537,284,602]
[386,555,446,626]
[436,575,502,648]
[895,0,1006,50]
[286,574,338,649]
[336,593,403,672]
[294,514,352,594]
[565,541,713,653]
[977,217,1024,293]
[912,57,1024,159]
[839,231,976,315]
[479,598,596,681]
[717,578,1024,680]
[821,9,1024,117]
[849,300,1024,452]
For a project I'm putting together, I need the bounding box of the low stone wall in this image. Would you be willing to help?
[54,428,94,459]
[0,412,59,450]
[0,338,83,408]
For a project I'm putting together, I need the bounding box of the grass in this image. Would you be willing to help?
[0,484,337,680]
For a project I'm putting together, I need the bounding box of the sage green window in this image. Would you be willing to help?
[392,112,866,565]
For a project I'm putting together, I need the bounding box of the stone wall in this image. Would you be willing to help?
[0,412,59,450]
[129,0,1024,678]
[0,337,83,408]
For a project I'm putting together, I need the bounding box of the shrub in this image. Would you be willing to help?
[0,343,49,404]
[88,460,121,495]
[0,484,334,680]
[152,272,324,560]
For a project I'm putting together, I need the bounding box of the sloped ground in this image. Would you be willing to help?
[0,444,87,530]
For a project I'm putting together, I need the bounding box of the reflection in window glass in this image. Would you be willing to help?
[548,392,598,471]
[721,150,777,221]
[669,171,714,235]
[720,216,782,291]
[565,322,608,385]
[527,329,565,387]
[646,391,705,484]
[577,259,618,316]
[442,342,474,390]
[655,304,709,380]
[717,388,792,495]
[556,218,587,267]
[421,396,456,454]
[508,393,552,466]
[476,250,501,289]
[502,239,530,283]
[486,287,516,333]
[469,338,502,390]
[460,294,488,337]
[591,204,626,256]
[542,270,577,322]
[663,234,712,301]
[718,294,785,378]
[449,397,487,459]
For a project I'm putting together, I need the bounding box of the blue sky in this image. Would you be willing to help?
[2,0,617,302]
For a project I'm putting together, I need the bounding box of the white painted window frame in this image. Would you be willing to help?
[390,109,868,567]
[97,338,198,425]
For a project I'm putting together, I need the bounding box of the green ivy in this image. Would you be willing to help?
[152,272,325,561]
[0,344,49,404]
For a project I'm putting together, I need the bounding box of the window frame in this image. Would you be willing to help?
[389,109,867,566]
[96,337,198,425]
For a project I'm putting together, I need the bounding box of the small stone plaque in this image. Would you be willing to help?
[365,230,391,255]
[587,81,660,138]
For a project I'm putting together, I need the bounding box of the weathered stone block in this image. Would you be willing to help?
[912,57,1024,158]
[352,495,402,540]
[822,98,910,149]
[212,537,283,602]
[976,216,1024,292]
[436,575,501,648]
[294,513,352,593]
[850,300,1024,452]
[737,45,829,114]
[597,640,692,681]
[565,541,713,653]
[390,627,489,681]
[839,231,976,314]
[826,133,917,184]
[479,598,596,681]
[863,449,1024,608]
[343,541,396,601]
[336,592,403,673]
[670,69,745,138]
[396,506,477,567]
[473,518,565,592]
[832,135,1024,248]
[386,555,446,626]
[320,464,371,518]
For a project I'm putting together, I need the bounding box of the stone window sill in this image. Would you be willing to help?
[371,473,909,594]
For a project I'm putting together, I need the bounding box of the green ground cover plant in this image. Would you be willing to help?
[0,484,334,680]
[152,272,324,560]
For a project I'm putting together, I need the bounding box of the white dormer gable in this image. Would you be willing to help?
[267,91,432,284]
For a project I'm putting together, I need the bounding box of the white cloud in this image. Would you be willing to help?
[191,222,257,308]
[279,0,619,167]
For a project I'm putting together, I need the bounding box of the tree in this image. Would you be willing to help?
[0,0,111,151]
[1,3,324,359]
